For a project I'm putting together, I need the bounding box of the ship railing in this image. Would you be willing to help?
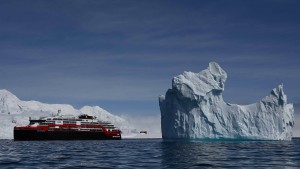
[29,117,44,120]
[98,121,113,125]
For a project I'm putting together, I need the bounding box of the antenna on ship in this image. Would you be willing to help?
[57,109,61,116]
[12,116,17,124]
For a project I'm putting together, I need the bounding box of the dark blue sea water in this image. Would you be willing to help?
[1,139,300,168]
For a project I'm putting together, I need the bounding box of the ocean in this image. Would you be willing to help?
[1,139,300,168]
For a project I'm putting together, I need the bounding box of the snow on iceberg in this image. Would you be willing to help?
[159,62,294,140]
[0,89,134,139]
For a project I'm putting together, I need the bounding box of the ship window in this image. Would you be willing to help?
[53,118,62,120]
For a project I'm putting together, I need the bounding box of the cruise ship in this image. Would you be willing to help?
[14,111,121,140]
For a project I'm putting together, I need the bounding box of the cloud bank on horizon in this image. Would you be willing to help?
[0,0,299,116]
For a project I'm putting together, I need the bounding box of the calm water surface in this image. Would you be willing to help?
[1,139,300,168]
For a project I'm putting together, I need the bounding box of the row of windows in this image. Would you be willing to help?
[46,119,104,122]
[48,127,103,131]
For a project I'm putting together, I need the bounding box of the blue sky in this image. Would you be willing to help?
[0,0,300,116]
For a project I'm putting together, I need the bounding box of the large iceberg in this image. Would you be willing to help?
[159,62,294,140]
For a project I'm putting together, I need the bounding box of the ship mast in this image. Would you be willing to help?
[57,109,61,116]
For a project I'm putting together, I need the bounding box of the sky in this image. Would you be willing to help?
[0,0,300,118]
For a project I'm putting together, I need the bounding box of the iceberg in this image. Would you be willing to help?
[159,62,294,140]
[0,89,135,139]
